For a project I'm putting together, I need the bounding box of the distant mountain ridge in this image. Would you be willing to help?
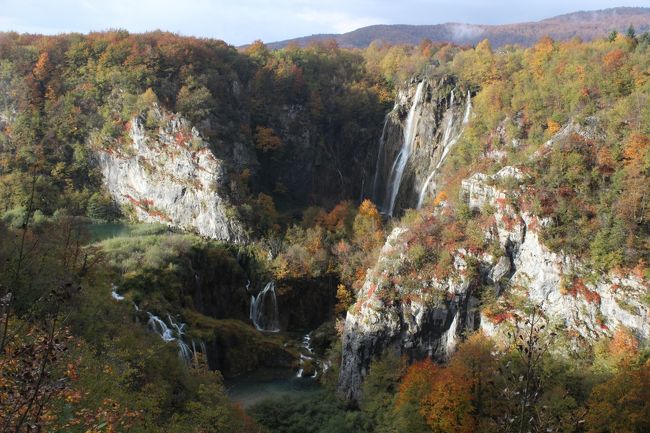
[264,7,650,49]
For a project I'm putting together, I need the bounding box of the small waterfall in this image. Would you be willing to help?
[145,312,202,364]
[111,283,125,301]
[462,89,472,124]
[250,282,280,332]
[384,81,426,216]
[112,289,206,366]
[296,332,317,378]
[417,90,472,209]
[440,89,456,150]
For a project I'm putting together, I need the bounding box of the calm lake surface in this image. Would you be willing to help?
[86,222,134,242]
[225,367,321,408]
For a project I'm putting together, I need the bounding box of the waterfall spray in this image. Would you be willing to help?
[384,81,426,216]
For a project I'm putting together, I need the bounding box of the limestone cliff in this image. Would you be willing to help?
[462,168,649,342]
[94,107,247,243]
[338,225,481,402]
[338,165,649,402]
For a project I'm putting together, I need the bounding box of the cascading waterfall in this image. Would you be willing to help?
[111,288,204,364]
[147,313,176,342]
[250,281,280,332]
[296,332,325,379]
[416,89,472,209]
[146,312,196,363]
[384,81,426,216]
[296,332,314,378]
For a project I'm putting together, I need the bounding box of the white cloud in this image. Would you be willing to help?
[293,10,383,33]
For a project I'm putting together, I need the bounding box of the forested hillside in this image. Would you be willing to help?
[0,31,390,226]
[267,6,650,49]
[0,24,649,433]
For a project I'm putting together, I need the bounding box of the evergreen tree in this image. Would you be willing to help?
[627,24,636,39]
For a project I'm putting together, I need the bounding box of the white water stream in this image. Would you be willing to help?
[250,281,281,332]
[384,81,426,216]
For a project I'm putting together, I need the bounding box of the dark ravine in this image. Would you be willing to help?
[116,239,337,376]
[275,276,338,330]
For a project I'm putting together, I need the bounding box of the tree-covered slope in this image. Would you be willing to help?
[0,32,389,231]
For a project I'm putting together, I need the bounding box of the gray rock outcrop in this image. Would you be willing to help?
[94,108,247,243]
[338,226,481,402]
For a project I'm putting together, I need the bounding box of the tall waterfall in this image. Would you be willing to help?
[417,89,472,209]
[250,281,280,332]
[384,81,426,216]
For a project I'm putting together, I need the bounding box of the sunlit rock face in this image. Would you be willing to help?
[338,165,649,403]
[462,167,649,342]
[372,75,472,216]
[338,225,480,402]
[95,107,247,243]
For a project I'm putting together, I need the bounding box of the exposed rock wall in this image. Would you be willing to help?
[255,100,386,209]
[338,226,481,402]
[94,108,247,243]
[463,168,650,342]
[338,165,649,402]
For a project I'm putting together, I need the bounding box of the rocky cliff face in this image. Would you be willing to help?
[94,107,247,243]
[463,168,649,342]
[338,165,649,402]
[372,75,472,216]
[338,225,481,402]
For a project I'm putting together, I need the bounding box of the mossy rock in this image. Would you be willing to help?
[184,311,297,377]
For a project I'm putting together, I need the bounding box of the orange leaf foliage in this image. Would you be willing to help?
[396,358,439,409]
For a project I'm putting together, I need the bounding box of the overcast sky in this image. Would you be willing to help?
[0,1,647,45]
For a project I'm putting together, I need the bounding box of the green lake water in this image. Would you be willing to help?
[86,222,134,242]
[225,368,321,408]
